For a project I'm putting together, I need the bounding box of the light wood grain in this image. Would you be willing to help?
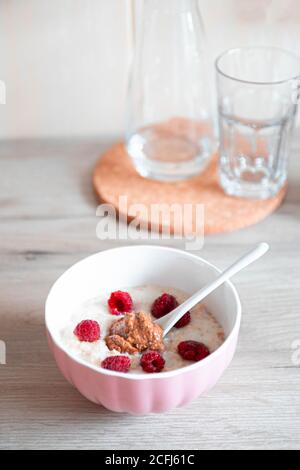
[0,138,300,450]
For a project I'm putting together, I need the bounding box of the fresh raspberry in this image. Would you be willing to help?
[151,293,191,328]
[108,291,133,315]
[140,351,165,373]
[101,356,131,372]
[151,293,178,319]
[174,312,191,328]
[74,320,100,342]
[177,341,210,362]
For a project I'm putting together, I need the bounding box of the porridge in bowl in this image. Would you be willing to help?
[61,285,225,374]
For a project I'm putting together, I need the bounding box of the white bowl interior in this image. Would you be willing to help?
[46,246,240,349]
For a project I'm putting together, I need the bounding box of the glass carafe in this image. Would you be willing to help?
[126,0,215,181]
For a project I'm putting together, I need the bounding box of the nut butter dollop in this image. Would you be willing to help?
[105,311,164,354]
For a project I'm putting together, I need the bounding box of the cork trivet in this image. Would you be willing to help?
[93,143,286,235]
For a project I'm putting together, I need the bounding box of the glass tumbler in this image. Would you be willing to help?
[126,0,215,181]
[216,47,300,199]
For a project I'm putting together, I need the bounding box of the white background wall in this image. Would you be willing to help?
[1,0,300,139]
[0,0,133,139]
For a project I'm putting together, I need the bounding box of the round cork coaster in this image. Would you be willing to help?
[93,143,286,235]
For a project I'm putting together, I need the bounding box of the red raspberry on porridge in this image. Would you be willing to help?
[101,356,131,373]
[140,351,165,373]
[74,320,100,343]
[177,340,210,362]
[174,311,191,328]
[108,291,133,315]
[151,292,191,328]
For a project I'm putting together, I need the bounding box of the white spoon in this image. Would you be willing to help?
[156,242,269,337]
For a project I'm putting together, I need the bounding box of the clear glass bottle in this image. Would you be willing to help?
[126,0,215,181]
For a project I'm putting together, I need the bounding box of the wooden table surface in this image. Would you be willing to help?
[0,138,299,450]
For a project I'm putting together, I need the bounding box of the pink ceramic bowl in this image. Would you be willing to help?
[46,245,241,414]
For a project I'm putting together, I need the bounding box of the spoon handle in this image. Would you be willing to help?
[157,243,269,337]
